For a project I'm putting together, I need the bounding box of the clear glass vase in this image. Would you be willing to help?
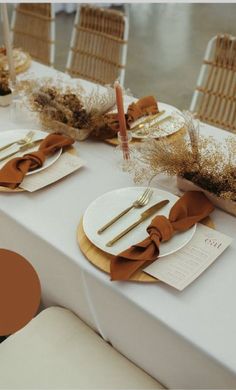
[114,131,134,172]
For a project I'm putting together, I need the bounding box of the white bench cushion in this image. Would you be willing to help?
[0,307,164,389]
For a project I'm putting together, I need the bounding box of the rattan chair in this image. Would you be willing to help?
[66,5,129,86]
[11,3,55,66]
[190,34,236,134]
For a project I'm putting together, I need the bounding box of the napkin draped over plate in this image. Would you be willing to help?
[0,133,74,189]
[105,96,158,132]
[126,96,158,126]
[110,191,214,281]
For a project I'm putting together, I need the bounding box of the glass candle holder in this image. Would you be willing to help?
[117,131,132,159]
[114,131,133,172]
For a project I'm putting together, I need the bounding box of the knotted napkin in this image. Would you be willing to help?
[105,96,158,132]
[111,191,214,281]
[0,133,74,189]
[126,96,158,126]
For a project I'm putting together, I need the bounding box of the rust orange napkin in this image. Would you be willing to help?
[110,191,214,281]
[105,96,158,132]
[126,96,159,126]
[0,133,74,189]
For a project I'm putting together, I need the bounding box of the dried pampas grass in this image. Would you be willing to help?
[17,77,118,140]
[127,112,236,201]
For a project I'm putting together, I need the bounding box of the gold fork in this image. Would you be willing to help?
[97,188,153,234]
[0,139,43,163]
[131,111,165,132]
[132,115,173,135]
[0,131,34,153]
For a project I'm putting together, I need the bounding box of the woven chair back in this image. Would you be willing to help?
[190,34,236,134]
[66,5,129,86]
[11,3,55,66]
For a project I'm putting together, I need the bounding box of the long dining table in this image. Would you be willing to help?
[0,61,236,389]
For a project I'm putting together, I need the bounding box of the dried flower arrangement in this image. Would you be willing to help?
[0,67,11,96]
[17,77,160,143]
[17,77,119,141]
[127,112,236,204]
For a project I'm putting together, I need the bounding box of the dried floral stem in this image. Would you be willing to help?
[126,111,236,201]
[17,78,118,140]
[0,66,11,95]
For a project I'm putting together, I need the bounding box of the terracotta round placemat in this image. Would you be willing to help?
[15,52,31,74]
[0,146,77,193]
[77,218,158,283]
[0,249,41,336]
[77,215,214,282]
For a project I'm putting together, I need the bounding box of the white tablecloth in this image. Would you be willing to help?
[0,62,236,389]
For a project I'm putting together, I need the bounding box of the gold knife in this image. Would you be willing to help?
[0,139,43,163]
[0,130,34,153]
[106,199,169,247]
[130,110,166,132]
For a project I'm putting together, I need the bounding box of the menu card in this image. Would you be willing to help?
[144,224,232,291]
[21,152,84,192]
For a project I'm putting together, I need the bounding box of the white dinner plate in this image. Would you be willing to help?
[83,187,196,257]
[130,102,184,139]
[112,100,184,139]
[0,129,62,176]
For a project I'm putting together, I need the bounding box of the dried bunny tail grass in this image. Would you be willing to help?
[137,136,196,175]
[125,135,195,184]
[15,77,135,141]
[225,136,236,166]
[82,85,116,115]
[181,134,236,199]
[181,110,200,162]
[16,75,85,97]
[82,84,134,115]
[127,122,236,200]
[18,78,119,140]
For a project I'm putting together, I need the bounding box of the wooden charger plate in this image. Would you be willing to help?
[77,218,157,282]
[0,146,76,193]
[77,216,214,283]
[0,49,31,75]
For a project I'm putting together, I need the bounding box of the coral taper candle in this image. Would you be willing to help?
[1,3,16,85]
[114,81,130,160]
[114,81,127,137]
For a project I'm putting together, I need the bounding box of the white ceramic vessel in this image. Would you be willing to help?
[177,176,236,217]
[0,92,12,107]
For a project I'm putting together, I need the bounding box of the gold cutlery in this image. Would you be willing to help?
[131,111,165,132]
[0,139,43,163]
[98,188,153,234]
[132,115,173,136]
[106,199,169,247]
[0,131,34,153]
[149,115,173,128]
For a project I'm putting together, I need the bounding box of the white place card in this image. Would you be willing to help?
[20,152,84,192]
[144,224,233,291]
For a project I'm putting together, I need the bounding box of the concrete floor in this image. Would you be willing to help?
[55,3,236,109]
[1,3,236,109]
